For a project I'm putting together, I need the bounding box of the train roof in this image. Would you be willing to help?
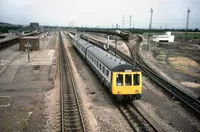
[77,39,93,48]
[87,46,138,71]
[70,33,139,72]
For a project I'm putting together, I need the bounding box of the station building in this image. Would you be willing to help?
[19,36,40,51]
[153,32,175,42]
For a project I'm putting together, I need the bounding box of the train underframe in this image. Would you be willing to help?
[116,94,141,102]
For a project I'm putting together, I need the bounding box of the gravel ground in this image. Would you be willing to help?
[84,32,200,131]
[43,75,60,132]
[0,91,47,132]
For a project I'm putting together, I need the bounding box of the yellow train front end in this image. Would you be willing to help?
[112,71,142,101]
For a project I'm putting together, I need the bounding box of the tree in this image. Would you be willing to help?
[194,28,198,32]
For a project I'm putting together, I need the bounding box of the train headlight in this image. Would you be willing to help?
[135,90,139,93]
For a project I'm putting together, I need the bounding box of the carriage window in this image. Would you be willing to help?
[125,74,132,86]
[99,64,101,70]
[97,61,98,67]
[134,74,140,85]
[92,57,93,62]
[102,66,105,73]
[116,74,123,86]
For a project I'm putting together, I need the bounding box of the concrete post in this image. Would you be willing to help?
[27,40,30,63]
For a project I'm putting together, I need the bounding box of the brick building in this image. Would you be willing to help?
[19,36,40,51]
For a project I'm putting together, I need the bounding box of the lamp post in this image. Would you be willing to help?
[44,35,46,44]
[27,40,30,63]
[25,39,31,63]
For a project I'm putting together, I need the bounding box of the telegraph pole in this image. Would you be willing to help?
[147,8,153,51]
[185,7,191,41]
[129,15,132,29]
[115,24,118,56]
[27,40,30,63]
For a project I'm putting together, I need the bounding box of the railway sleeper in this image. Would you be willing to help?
[63,109,78,112]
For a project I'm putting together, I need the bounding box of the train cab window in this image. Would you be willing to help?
[125,74,132,86]
[116,74,123,86]
[134,74,140,85]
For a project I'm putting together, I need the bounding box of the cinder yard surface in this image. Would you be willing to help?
[0,32,58,131]
[140,37,200,98]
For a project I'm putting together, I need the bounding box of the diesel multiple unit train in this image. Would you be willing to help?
[68,32,142,101]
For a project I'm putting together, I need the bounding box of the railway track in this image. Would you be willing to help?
[117,103,158,132]
[81,33,200,118]
[59,31,86,132]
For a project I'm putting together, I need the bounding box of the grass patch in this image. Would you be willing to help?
[172,32,200,39]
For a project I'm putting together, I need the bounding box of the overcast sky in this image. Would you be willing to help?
[0,0,199,29]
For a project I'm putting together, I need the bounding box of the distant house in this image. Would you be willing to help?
[153,32,175,42]
[19,36,40,51]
